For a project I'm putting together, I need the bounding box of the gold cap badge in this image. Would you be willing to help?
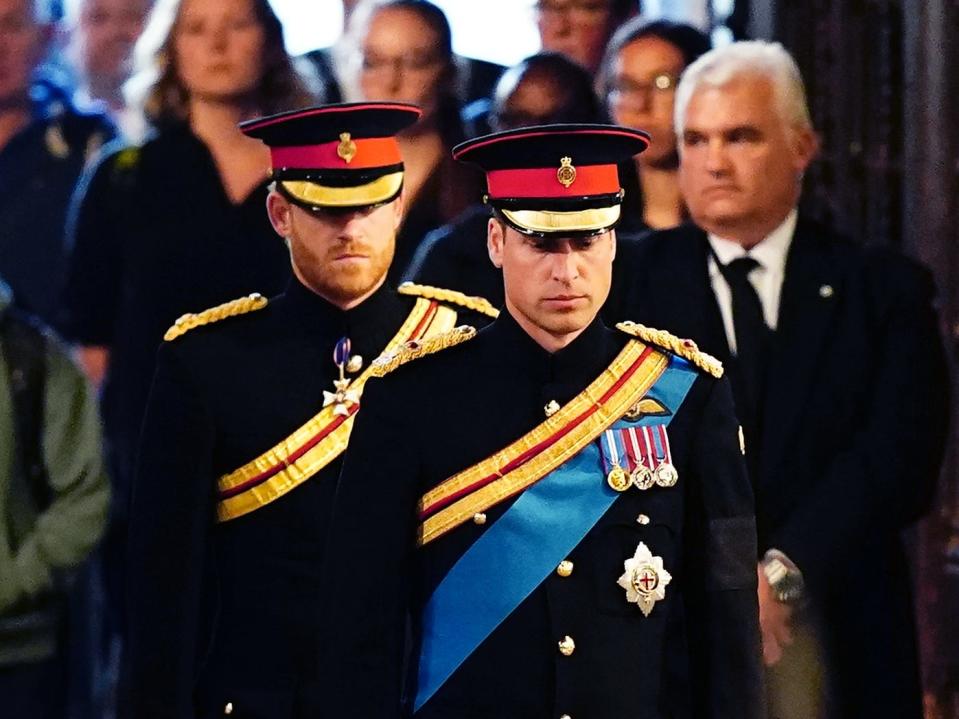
[556,156,576,188]
[337,132,357,164]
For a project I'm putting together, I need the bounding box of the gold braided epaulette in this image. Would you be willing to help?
[616,321,723,378]
[370,325,477,378]
[163,293,268,341]
[398,282,499,319]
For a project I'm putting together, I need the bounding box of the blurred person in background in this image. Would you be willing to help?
[299,0,358,104]
[305,0,503,110]
[613,41,949,719]
[404,51,602,303]
[598,17,710,232]
[59,0,317,703]
[61,0,153,136]
[535,0,637,75]
[339,0,483,281]
[0,0,114,329]
[0,278,109,719]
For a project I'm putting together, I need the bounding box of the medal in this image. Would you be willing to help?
[649,425,679,487]
[607,465,630,492]
[617,541,672,617]
[654,462,678,487]
[602,429,631,492]
[631,465,655,490]
[322,336,361,416]
[625,427,655,490]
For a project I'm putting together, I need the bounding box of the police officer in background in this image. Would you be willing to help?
[125,103,497,719]
[322,124,764,718]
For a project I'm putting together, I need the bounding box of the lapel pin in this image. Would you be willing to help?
[819,284,834,298]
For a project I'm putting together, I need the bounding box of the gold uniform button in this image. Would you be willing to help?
[558,635,575,656]
[556,560,574,577]
[224,702,233,715]
[637,514,650,525]
[560,715,572,719]
[473,512,487,525]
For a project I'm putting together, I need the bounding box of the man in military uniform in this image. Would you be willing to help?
[322,124,764,718]
[124,103,497,719]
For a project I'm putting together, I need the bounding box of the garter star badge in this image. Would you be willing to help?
[617,542,672,617]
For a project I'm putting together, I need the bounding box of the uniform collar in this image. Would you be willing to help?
[281,275,405,339]
[483,308,616,382]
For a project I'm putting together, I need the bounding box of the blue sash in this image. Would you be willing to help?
[413,355,698,712]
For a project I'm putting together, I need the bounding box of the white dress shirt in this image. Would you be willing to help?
[707,210,798,354]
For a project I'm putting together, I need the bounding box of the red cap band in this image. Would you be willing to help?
[270,137,402,171]
[486,164,620,199]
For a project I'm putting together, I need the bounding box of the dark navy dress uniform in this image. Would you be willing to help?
[125,103,498,719]
[324,314,762,719]
[322,124,764,718]
[127,279,493,719]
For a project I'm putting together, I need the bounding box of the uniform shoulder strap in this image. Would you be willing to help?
[164,293,269,341]
[370,325,477,378]
[616,321,724,378]
[397,282,499,319]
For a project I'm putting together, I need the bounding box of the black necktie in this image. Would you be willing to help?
[718,256,771,462]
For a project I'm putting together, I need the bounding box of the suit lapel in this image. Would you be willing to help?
[644,224,729,361]
[759,220,842,474]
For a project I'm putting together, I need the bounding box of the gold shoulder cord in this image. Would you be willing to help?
[164,293,268,341]
[397,282,500,319]
[616,321,724,378]
[371,325,476,378]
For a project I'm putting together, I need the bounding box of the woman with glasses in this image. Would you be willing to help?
[339,0,482,281]
[598,18,711,232]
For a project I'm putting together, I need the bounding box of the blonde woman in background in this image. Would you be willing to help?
[58,0,317,709]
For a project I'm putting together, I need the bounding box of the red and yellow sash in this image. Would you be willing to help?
[216,297,459,522]
[416,339,670,546]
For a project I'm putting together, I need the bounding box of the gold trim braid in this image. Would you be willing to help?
[616,321,723,378]
[398,283,500,319]
[370,325,476,378]
[164,294,268,341]
[215,298,457,522]
[416,341,669,547]
[501,205,620,234]
[281,172,403,208]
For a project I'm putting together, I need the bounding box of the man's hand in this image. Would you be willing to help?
[757,563,794,666]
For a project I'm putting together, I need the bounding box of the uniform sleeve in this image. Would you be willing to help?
[126,343,216,719]
[1,341,110,608]
[683,376,765,719]
[770,260,950,592]
[59,145,129,345]
[321,376,423,719]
